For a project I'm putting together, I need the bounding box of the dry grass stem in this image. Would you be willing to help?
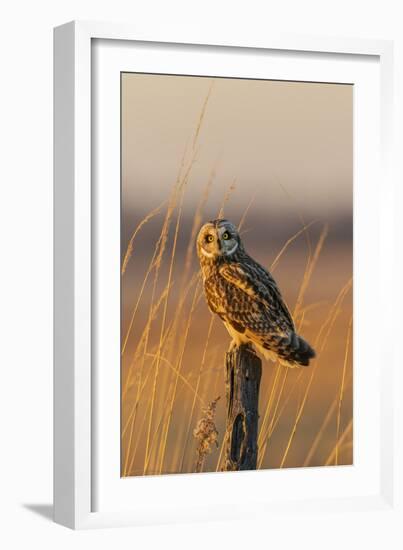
[270,220,319,272]
[179,315,215,472]
[121,183,180,356]
[303,397,338,467]
[335,316,352,465]
[278,277,352,468]
[121,201,166,275]
[181,169,215,293]
[238,193,256,231]
[192,80,214,150]
[143,185,188,473]
[325,419,353,466]
[277,180,314,262]
[293,224,329,319]
[217,180,236,218]
[156,281,202,474]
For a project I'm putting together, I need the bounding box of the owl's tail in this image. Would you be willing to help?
[260,332,316,368]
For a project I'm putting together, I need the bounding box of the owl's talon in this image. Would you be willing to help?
[243,342,257,355]
[228,341,257,355]
[228,340,238,353]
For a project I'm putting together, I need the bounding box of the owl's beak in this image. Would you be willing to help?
[216,239,222,253]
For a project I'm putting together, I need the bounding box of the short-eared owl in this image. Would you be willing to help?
[196,219,315,368]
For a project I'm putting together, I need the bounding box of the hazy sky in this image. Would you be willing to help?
[122,73,352,225]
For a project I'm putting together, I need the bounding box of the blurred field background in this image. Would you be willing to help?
[121,73,353,476]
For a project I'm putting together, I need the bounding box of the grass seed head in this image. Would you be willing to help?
[193,396,221,472]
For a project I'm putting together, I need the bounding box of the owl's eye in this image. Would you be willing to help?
[206,234,214,243]
[222,231,230,240]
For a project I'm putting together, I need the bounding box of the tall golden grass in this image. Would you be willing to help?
[121,87,353,476]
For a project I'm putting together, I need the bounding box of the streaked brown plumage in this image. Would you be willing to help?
[196,219,315,368]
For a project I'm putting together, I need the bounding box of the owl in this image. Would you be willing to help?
[196,218,315,368]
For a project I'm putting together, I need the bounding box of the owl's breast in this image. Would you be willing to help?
[203,270,253,316]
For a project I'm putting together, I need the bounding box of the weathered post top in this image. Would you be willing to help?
[223,344,262,471]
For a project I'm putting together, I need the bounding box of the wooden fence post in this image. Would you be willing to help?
[222,344,262,471]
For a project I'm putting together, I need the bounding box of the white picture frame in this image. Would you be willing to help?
[54,20,399,530]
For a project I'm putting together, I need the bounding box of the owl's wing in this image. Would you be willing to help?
[219,261,295,333]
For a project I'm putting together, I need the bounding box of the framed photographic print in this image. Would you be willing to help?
[54,21,398,530]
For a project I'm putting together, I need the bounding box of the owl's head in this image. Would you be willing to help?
[196,219,241,261]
